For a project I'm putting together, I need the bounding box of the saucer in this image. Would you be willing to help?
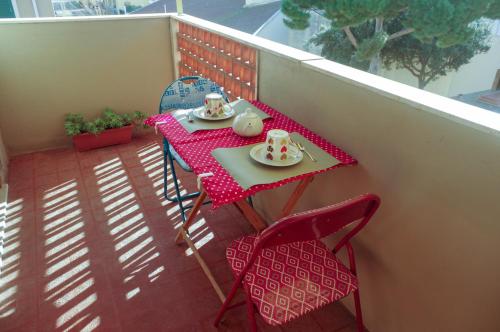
[249,144,303,167]
[193,105,235,121]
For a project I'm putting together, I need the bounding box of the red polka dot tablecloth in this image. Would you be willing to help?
[145,101,357,208]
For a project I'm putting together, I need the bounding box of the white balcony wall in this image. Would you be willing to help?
[255,49,500,332]
[0,15,175,154]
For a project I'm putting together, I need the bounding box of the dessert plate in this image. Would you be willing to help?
[192,105,235,121]
[249,144,303,167]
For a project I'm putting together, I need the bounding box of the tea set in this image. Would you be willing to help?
[249,129,303,167]
[195,93,310,167]
[192,93,235,120]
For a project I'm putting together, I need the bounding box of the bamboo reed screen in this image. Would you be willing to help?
[177,22,258,101]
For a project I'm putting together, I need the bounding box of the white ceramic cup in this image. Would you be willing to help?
[263,129,293,162]
[204,93,227,118]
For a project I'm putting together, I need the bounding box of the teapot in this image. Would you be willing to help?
[232,108,264,137]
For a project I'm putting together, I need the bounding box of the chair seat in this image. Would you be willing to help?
[226,235,358,326]
[169,144,192,172]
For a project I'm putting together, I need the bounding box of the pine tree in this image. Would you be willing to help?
[282,0,500,74]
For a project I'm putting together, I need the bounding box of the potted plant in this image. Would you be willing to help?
[65,108,148,151]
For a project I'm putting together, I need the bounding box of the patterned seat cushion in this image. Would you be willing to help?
[226,235,358,326]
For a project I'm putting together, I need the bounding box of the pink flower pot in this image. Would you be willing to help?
[72,125,133,152]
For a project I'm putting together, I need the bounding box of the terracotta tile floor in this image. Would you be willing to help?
[0,134,358,332]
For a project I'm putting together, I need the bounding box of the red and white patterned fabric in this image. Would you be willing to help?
[226,235,358,326]
[145,101,357,208]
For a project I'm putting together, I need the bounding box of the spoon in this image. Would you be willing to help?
[291,139,316,162]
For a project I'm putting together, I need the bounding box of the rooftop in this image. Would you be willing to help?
[454,90,500,114]
[133,0,280,34]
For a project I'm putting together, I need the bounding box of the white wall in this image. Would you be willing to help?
[447,34,500,95]
[0,15,175,154]
[0,127,7,186]
[256,52,500,332]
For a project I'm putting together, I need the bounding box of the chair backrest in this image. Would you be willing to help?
[158,76,228,113]
[232,194,380,285]
[257,194,380,251]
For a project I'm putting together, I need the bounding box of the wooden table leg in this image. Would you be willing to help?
[234,176,314,231]
[235,199,268,232]
[279,176,314,219]
[180,228,226,303]
[173,189,226,302]
[175,190,207,244]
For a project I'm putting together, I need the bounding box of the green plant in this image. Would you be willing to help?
[131,111,148,129]
[64,113,85,136]
[64,109,148,136]
[121,113,132,126]
[84,118,107,135]
[282,0,500,73]
[102,108,125,129]
[310,17,492,89]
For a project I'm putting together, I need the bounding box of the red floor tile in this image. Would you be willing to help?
[0,134,358,331]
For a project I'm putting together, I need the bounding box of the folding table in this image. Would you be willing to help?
[146,101,357,302]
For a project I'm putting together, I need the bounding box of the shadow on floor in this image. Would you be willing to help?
[0,134,358,332]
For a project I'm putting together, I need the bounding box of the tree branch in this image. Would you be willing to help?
[343,27,358,49]
[310,9,325,18]
[428,62,452,81]
[426,58,454,84]
[410,63,421,75]
[402,63,420,77]
[388,28,415,40]
[404,57,421,76]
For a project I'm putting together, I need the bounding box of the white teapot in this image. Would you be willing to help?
[232,108,264,137]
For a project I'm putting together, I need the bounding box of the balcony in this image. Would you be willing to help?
[0,13,500,332]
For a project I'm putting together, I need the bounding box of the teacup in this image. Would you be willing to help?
[263,129,294,161]
[204,93,226,118]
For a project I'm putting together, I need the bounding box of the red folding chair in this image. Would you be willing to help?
[214,194,380,331]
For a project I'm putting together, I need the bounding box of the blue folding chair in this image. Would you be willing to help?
[159,76,228,222]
